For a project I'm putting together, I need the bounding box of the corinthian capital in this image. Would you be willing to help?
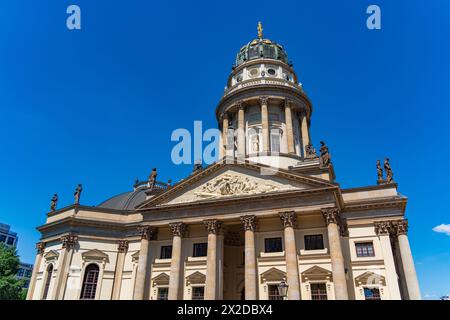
[36,242,46,255]
[117,240,129,252]
[279,211,297,228]
[259,96,269,105]
[392,220,408,236]
[204,219,222,234]
[284,99,292,108]
[241,215,257,232]
[374,221,391,235]
[61,234,78,249]
[170,222,187,237]
[138,225,157,240]
[321,208,340,226]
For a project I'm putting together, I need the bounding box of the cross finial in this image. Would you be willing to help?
[257,21,263,39]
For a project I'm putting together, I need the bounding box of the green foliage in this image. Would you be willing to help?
[0,243,25,300]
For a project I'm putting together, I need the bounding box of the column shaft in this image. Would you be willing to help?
[260,97,269,152]
[322,209,349,300]
[168,222,186,300]
[237,104,245,157]
[53,235,77,300]
[221,114,229,158]
[241,215,257,300]
[279,212,300,300]
[284,101,295,154]
[204,220,221,300]
[133,226,155,300]
[26,243,45,300]
[300,113,310,156]
[112,240,128,300]
[398,233,421,299]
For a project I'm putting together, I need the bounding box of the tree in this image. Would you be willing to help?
[0,243,25,300]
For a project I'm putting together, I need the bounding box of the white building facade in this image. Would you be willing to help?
[27,25,421,301]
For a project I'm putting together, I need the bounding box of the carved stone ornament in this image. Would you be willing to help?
[61,234,78,249]
[374,221,391,235]
[204,220,222,234]
[138,226,157,240]
[340,218,349,237]
[36,242,46,255]
[170,222,187,237]
[305,143,317,159]
[241,215,257,232]
[321,208,340,226]
[117,240,129,252]
[194,173,280,200]
[279,211,297,228]
[393,220,408,236]
[259,96,269,105]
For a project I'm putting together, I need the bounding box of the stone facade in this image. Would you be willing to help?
[27,26,421,301]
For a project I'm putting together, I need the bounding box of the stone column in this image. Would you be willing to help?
[237,102,246,158]
[26,242,46,300]
[260,96,269,153]
[133,226,156,300]
[221,114,229,158]
[279,211,301,300]
[374,222,401,300]
[204,219,222,300]
[111,240,128,300]
[168,222,186,300]
[322,208,349,300]
[241,215,258,300]
[393,220,421,300]
[284,100,295,154]
[300,111,310,157]
[53,234,77,300]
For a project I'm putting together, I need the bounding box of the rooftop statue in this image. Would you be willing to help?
[74,184,82,205]
[319,141,331,167]
[50,193,58,211]
[148,168,157,188]
[384,158,394,183]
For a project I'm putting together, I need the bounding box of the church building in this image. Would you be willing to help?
[27,24,421,300]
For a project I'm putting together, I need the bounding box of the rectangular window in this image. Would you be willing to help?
[160,245,172,259]
[193,243,207,257]
[192,287,205,300]
[6,237,14,245]
[157,287,169,300]
[355,242,375,257]
[304,234,324,250]
[270,133,280,153]
[264,237,283,253]
[268,284,282,300]
[310,283,328,300]
[17,269,24,277]
[364,287,381,300]
[0,235,6,243]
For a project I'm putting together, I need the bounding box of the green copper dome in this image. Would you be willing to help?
[235,38,289,67]
[234,23,289,68]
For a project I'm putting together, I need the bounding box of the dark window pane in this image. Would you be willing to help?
[364,287,381,300]
[42,265,53,300]
[0,235,6,242]
[192,287,204,300]
[268,284,282,300]
[304,234,324,250]
[160,245,172,259]
[80,264,100,300]
[6,237,14,245]
[311,283,328,300]
[264,238,283,253]
[157,287,169,300]
[356,242,375,257]
[193,243,207,257]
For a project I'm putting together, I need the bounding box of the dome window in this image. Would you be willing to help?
[248,68,260,78]
[267,68,276,76]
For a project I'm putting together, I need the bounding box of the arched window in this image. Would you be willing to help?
[80,264,100,300]
[42,264,53,300]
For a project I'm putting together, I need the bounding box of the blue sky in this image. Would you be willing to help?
[0,0,449,299]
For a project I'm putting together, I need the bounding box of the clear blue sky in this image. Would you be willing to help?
[0,0,449,299]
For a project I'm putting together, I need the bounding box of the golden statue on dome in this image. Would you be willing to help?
[257,21,263,39]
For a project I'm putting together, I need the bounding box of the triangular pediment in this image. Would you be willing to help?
[301,265,332,281]
[354,271,386,286]
[185,271,206,285]
[152,272,170,285]
[137,160,337,208]
[81,249,109,263]
[260,267,286,283]
[44,250,59,261]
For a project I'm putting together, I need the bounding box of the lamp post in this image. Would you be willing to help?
[278,280,289,300]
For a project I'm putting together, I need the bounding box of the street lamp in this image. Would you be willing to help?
[277,280,289,300]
